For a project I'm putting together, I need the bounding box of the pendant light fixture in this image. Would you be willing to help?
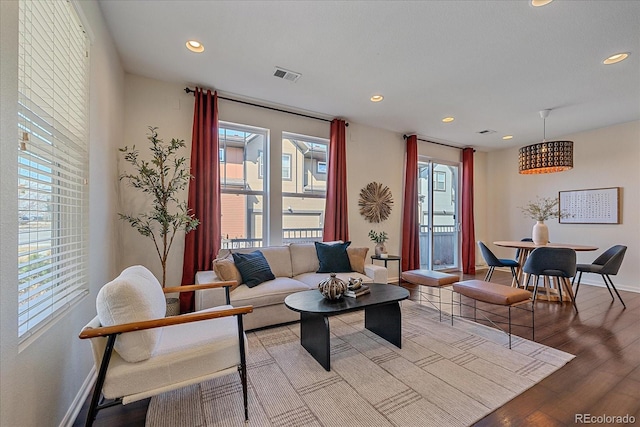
[518,109,573,174]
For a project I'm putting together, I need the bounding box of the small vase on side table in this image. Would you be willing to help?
[532,221,549,245]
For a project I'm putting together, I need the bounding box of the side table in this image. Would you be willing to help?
[371,255,401,284]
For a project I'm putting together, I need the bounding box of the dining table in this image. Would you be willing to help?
[493,241,598,302]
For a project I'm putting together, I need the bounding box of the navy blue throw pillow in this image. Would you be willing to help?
[315,241,352,273]
[232,251,275,288]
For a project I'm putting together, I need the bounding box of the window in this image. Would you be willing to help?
[282,154,292,180]
[219,148,225,162]
[258,151,291,180]
[434,171,446,191]
[219,123,267,249]
[18,0,90,339]
[281,133,329,244]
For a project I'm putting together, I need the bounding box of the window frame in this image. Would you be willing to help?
[219,122,268,249]
[282,153,292,180]
[258,150,292,180]
[317,161,327,174]
[17,0,90,341]
[281,132,329,244]
[434,170,447,192]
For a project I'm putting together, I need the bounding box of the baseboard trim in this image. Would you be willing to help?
[60,366,96,427]
[574,278,639,294]
[488,266,638,294]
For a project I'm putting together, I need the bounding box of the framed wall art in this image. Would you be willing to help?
[559,187,620,224]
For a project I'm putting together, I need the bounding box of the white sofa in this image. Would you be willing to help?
[195,243,388,330]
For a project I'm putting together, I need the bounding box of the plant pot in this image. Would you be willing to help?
[532,221,549,245]
[374,242,387,256]
[165,297,180,317]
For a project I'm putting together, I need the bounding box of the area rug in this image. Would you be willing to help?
[146,300,574,427]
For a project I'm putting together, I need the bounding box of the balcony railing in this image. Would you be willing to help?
[221,227,323,249]
[283,227,323,244]
[221,225,458,270]
[419,225,458,270]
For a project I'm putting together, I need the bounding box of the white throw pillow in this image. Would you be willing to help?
[96,265,167,362]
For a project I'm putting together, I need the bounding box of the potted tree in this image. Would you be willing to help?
[119,127,199,315]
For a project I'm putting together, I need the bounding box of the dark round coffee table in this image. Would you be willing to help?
[284,283,409,371]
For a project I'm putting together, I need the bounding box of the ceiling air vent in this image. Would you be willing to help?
[273,67,301,83]
[476,129,496,135]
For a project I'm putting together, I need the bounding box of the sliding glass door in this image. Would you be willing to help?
[417,159,460,271]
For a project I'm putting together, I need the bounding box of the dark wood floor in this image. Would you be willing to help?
[74,270,640,426]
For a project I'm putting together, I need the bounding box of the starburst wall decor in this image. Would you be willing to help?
[358,182,393,223]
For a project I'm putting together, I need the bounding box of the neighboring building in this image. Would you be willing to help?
[220,125,328,248]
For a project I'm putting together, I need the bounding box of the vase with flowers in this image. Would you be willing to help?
[519,196,570,245]
[368,230,388,256]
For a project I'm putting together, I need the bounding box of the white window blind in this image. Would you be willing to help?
[18,0,89,340]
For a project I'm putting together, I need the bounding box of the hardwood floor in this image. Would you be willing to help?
[73,270,640,426]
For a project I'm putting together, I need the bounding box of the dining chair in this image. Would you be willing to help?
[477,241,520,286]
[522,247,577,311]
[79,265,253,427]
[572,245,627,308]
[514,237,533,261]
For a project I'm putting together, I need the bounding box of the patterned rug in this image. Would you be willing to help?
[146,300,574,427]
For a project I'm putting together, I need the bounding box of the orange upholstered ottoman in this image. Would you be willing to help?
[453,280,531,305]
[452,280,533,349]
[401,269,459,287]
[401,270,459,321]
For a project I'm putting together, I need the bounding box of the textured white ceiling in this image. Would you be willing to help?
[99,0,640,151]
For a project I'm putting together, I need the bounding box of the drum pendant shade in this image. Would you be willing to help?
[519,110,573,174]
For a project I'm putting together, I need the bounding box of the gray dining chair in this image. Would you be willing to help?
[572,245,627,308]
[477,241,520,286]
[522,247,577,311]
[514,237,533,262]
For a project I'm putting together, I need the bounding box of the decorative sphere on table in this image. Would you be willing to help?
[318,273,347,301]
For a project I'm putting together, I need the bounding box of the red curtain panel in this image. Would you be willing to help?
[461,147,476,274]
[323,119,349,241]
[180,89,221,313]
[402,135,420,271]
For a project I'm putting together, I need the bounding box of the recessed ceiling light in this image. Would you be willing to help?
[370,95,384,102]
[531,0,553,6]
[502,135,513,140]
[186,40,204,53]
[603,52,629,65]
[442,117,454,123]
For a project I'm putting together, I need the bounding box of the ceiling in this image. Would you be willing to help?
[98,0,640,151]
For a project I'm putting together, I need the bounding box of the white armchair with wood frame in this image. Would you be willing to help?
[79,266,253,427]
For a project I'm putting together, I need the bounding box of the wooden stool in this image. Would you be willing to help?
[452,280,533,349]
[401,270,459,320]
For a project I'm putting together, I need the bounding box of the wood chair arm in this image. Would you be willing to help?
[79,305,253,339]
[163,281,237,294]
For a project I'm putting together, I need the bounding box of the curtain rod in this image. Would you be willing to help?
[403,134,474,151]
[184,87,347,125]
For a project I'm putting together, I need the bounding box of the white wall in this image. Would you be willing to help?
[119,75,196,287]
[0,1,124,426]
[483,120,640,291]
[346,123,405,265]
